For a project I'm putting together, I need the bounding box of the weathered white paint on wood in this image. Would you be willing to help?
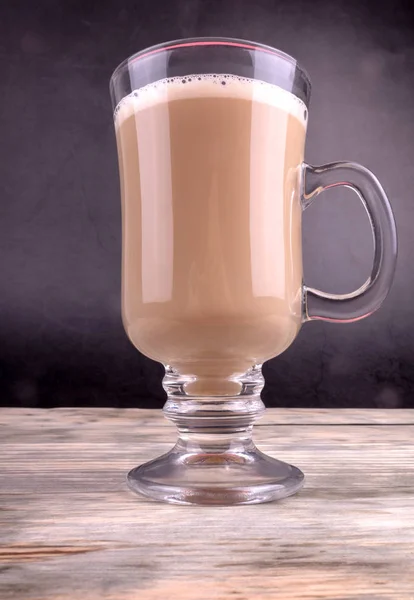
[1,408,413,599]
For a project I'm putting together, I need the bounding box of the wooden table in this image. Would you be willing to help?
[1,408,413,599]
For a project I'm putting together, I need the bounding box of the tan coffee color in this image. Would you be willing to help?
[115,75,307,394]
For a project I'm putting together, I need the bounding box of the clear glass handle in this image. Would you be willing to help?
[302,162,398,322]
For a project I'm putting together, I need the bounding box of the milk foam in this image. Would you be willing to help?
[114,74,307,127]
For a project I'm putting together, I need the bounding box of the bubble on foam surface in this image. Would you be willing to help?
[114,74,307,127]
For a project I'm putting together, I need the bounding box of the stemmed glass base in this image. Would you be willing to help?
[127,442,304,506]
[127,366,304,505]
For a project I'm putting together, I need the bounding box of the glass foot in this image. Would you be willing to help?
[127,366,304,505]
[127,444,304,505]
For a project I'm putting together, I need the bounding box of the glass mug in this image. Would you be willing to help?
[110,38,397,505]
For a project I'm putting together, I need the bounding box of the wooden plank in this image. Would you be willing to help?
[1,408,413,600]
[1,407,413,434]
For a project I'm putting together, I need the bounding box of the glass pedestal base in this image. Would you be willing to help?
[127,366,304,505]
[127,444,304,505]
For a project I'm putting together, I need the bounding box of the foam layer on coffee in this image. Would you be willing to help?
[114,74,307,127]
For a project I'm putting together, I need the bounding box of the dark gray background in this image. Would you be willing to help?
[1,0,413,409]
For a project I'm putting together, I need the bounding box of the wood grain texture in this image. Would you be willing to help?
[1,408,413,600]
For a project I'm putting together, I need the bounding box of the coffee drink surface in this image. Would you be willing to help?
[115,75,307,393]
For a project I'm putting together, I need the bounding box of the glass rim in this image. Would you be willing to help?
[110,36,311,93]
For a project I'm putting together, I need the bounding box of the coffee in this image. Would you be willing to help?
[114,75,307,393]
